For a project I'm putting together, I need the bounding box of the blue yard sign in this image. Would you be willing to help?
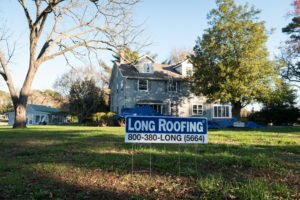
[125,116,208,144]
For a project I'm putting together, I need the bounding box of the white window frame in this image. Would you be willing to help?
[192,104,203,115]
[138,79,148,91]
[144,63,152,73]
[212,105,232,119]
[168,81,177,92]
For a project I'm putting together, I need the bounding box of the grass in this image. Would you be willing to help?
[0,126,299,199]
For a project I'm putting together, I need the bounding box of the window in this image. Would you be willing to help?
[186,68,193,76]
[168,81,177,92]
[138,104,163,114]
[144,63,152,73]
[170,102,178,116]
[151,104,163,114]
[35,115,40,123]
[138,80,148,91]
[213,105,231,118]
[192,104,203,115]
[120,80,124,90]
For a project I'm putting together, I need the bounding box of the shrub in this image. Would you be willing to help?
[91,112,117,126]
[249,107,300,125]
[107,112,117,126]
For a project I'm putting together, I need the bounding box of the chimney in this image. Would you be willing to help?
[119,48,126,64]
[295,0,300,15]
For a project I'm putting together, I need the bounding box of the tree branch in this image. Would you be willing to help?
[0,50,18,105]
[18,0,33,29]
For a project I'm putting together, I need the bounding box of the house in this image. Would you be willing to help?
[8,104,67,126]
[109,56,232,120]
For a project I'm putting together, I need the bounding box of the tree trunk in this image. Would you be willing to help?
[12,61,38,128]
[13,103,27,128]
[232,102,242,120]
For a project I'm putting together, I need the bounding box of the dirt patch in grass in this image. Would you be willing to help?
[33,165,199,200]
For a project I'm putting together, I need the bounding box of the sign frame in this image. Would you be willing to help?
[125,115,208,144]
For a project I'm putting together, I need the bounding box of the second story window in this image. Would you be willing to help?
[138,80,148,91]
[168,81,177,92]
[120,80,124,90]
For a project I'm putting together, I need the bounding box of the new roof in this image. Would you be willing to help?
[119,63,183,80]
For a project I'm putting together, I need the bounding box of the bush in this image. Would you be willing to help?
[107,112,117,126]
[91,112,117,126]
[249,107,300,125]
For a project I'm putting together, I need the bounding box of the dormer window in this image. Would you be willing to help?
[144,63,153,73]
[186,67,193,76]
[146,65,150,73]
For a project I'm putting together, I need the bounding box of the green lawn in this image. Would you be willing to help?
[0,126,299,199]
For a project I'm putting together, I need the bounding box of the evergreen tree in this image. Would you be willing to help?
[281,1,300,83]
[112,47,140,63]
[249,83,299,125]
[190,0,277,118]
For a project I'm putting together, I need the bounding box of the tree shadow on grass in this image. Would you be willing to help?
[0,128,299,199]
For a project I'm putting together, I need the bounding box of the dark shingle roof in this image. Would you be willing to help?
[27,104,61,113]
[119,64,183,80]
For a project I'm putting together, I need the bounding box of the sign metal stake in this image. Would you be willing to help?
[178,144,181,176]
[194,144,198,178]
[149,143,152,177]
[131,143,134,177]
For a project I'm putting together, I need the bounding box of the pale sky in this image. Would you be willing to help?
[0,0,293,91]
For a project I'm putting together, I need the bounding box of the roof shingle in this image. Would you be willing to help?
[119,64,183,80]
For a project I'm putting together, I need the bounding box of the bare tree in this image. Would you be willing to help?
[169,47,192,64]
[54,64,110,96]
[0,0,142,128]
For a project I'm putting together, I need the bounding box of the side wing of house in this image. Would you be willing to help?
[109,63,127,114]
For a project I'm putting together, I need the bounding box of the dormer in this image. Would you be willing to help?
[174,59,193,76]
[135,55,155,74]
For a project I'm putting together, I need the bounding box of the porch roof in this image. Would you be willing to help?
[136,100,164,105]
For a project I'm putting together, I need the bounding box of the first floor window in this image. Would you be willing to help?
[213,105,231,118]
[138,80,148,91]
[35,115,40,123]
[192,104,203,115]
[170,102,178,116]
[137,104,163,114]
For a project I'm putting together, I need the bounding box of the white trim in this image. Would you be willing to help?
[192,104,203,115]
[212,105,232,119]
[138,79,148,91]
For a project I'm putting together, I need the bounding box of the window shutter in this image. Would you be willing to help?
[148,80,151,91]
[165,81,168,92]
[135,79,138,90]
[177,81,180,92]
